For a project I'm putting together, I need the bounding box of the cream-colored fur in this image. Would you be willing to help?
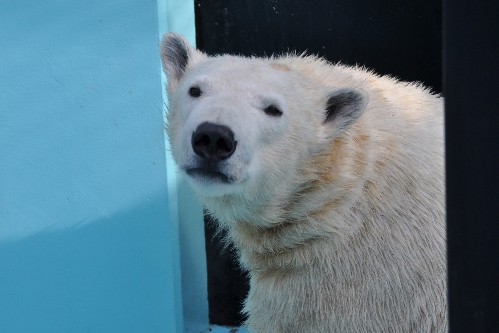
[161,33,446,333]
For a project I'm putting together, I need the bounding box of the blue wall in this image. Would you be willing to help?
[157,1,209,332]
[0,0,205,331]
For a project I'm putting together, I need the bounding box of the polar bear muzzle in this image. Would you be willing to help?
[191,122,237,162]
[185,122,238,184]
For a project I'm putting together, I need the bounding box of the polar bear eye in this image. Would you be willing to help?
[264,105,283,117]
[188,86,202,97]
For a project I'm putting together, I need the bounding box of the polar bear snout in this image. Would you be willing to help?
[192,122,237,163]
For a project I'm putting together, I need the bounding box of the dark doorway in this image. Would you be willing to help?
[443,0,499,332]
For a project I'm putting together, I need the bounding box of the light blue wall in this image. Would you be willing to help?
[157,1,209,332]
[0,0,205,331]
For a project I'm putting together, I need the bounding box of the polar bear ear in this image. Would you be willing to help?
[160,33,206,91]
[323,88,368,133]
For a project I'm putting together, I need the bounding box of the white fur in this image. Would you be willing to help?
[161,33,446,333]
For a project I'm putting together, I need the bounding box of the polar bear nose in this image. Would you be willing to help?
[192,122,237,162]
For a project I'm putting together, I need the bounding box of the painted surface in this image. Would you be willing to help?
[210,326,249,333]
[157,1,209,332]
[0,0,201,331]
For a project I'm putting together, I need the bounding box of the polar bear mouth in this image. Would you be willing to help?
[186,167,233,184]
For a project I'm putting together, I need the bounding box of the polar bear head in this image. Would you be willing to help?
[160,33,367,225]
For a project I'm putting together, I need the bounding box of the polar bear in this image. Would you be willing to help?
[160,33,446,333]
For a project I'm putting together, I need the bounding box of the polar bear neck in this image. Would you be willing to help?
[203,122,378,271]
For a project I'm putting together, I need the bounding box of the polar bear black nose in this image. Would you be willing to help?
[192,122,236,162]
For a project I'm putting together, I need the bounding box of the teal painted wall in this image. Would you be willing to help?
[0,0,205,331]
[157,1,209,332]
